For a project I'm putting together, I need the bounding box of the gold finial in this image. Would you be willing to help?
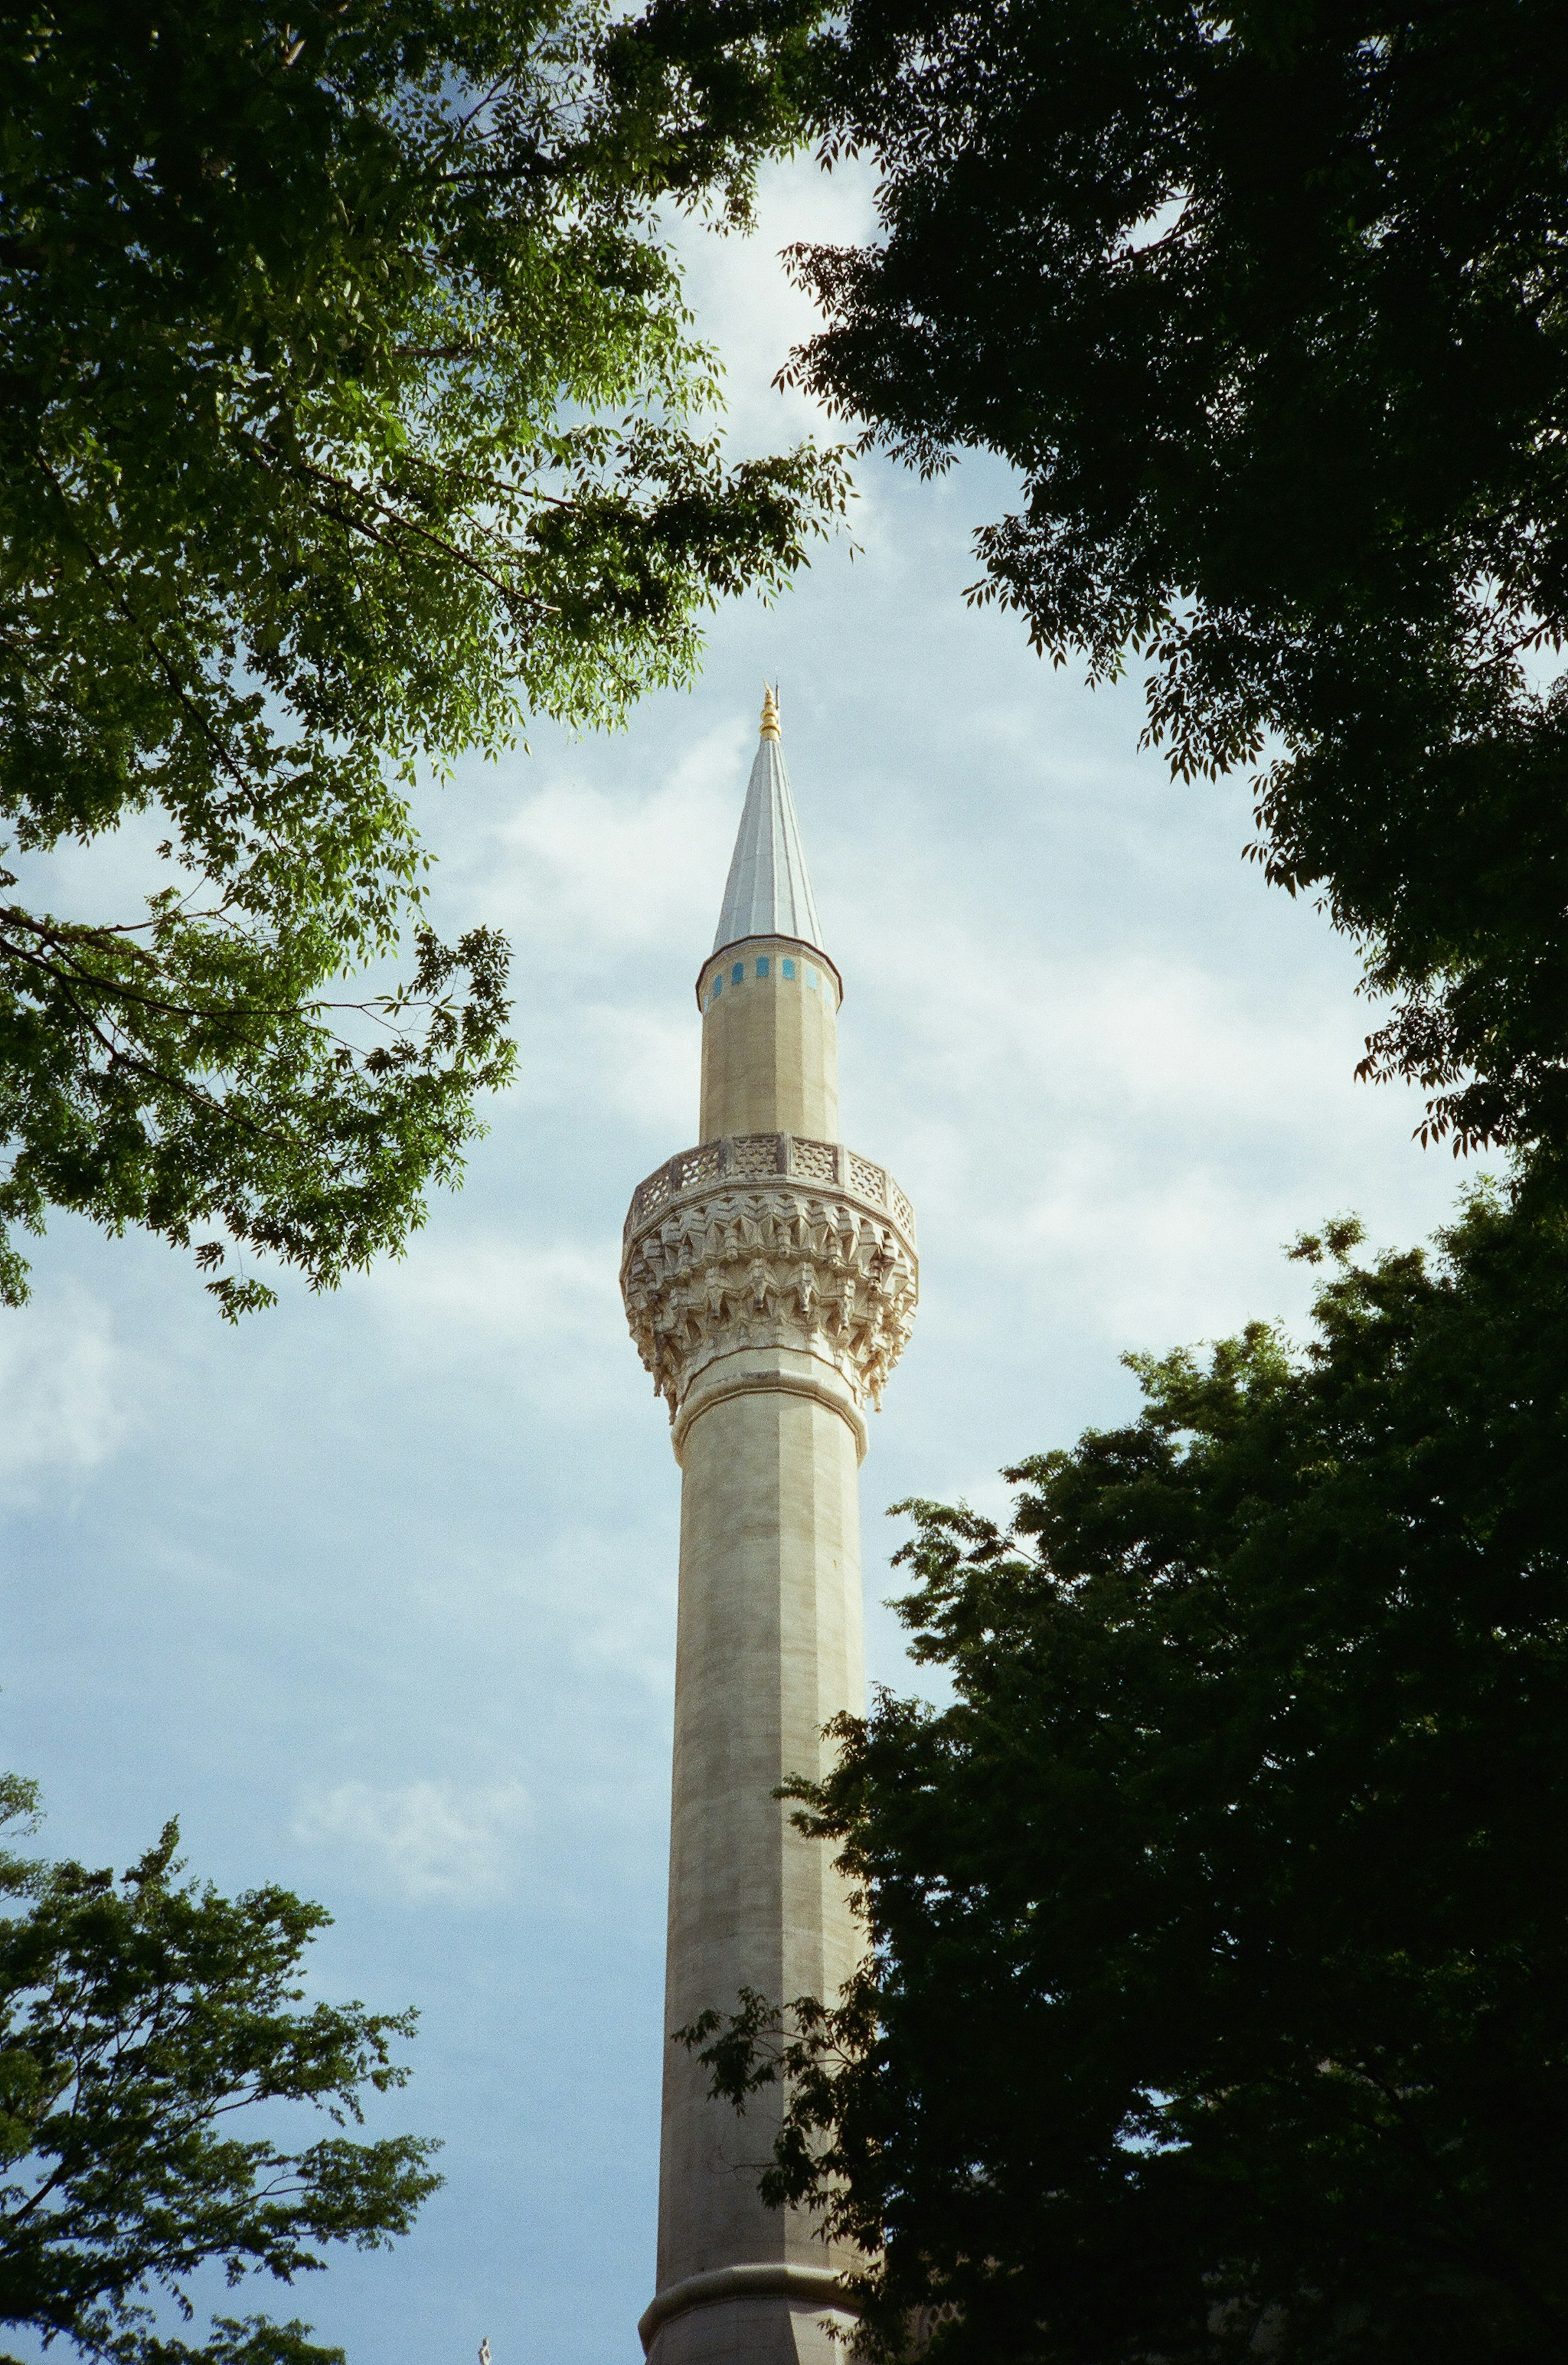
[759,682,781,741]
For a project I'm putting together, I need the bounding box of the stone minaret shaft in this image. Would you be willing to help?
[621,693,918,2365]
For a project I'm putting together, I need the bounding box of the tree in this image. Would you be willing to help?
[619,0,1568,1176]
[0,0,847,1314]
[0,1774,440,2365]
[690,1192,1568,2363]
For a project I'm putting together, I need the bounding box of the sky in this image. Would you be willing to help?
[0,156,1480,2365]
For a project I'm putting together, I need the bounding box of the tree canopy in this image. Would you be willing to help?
[623,0,1568,1176]
[0,1776,439,2365]
[692,1191,1568,2363]
[0,0,846,1313]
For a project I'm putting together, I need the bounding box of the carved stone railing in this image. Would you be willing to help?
[624,1132,916,1245]
[621,1134,918,1422]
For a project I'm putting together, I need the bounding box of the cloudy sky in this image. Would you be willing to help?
[0,156,1478,2365]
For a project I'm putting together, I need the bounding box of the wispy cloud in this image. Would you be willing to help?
[0,1285,132,1503]
[669,153,882,452]
[459,721,746,962]
[292,1778,532,1902]
[359,1238,634,1419]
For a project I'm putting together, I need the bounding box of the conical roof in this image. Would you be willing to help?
[712,694,826,958]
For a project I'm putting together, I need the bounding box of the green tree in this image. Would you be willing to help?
[692,1193,1568,2363]
[0,1775,439,2365]
[620,0,1568,1174]
[0,0,846,1314]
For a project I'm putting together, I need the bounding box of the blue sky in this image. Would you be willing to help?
[0,158,1477,2365]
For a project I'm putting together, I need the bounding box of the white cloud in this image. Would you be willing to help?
[461,721,746,962]
[362,1236,627,1396]
[668,154,882,451]
[292,1777,532,1902]
[0,1284,132,1502]
[581,1006,702,1132]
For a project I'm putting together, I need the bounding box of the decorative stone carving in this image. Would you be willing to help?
[621,1134,918,1419]
[626,1131,916,1242]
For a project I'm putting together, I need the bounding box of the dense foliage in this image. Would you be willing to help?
[0,1775,439,2365]
[693,1193,1568,2362]
[0,0,846,1311]
[624,0,1568,1174]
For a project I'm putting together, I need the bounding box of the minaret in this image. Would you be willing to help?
[621,692,919,2365]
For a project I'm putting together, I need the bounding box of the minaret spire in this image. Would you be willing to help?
[712,688,826,962]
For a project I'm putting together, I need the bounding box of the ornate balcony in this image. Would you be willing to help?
[621,1134,918,1421]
